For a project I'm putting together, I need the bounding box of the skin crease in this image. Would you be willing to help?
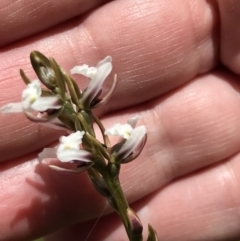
[1,0,240,240]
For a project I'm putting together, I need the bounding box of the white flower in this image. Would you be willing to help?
[104,115,147,163]
[39,131,93,163]
[56,131,92,162]
[71,56,117,108]
[1,80,61,114]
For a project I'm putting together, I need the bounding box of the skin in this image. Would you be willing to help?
[1,0,240,240]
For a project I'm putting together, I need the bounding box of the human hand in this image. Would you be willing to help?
[1,0,240,240]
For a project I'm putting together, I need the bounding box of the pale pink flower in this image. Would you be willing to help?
[39,131,93,163]
[105,116,147,163]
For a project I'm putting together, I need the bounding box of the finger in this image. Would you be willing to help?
[0,0,218,160]
[1,69,240,240]
[101,68,240,188]
[218,0,240,74]
[44,153,240,241]
[0,0,110,47]
[0,154,107,241]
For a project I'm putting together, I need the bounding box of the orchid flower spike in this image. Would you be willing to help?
[104,115,147,163]
[71,56,117,109]
[1,80,62,113]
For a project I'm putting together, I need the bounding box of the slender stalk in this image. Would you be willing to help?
[103,164,143,241]
[92,115,111,148]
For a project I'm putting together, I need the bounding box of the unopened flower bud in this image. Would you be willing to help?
[30,51,56,89]
[126,208,143,237]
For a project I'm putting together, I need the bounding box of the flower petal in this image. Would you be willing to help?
[105,123,133,139]
[113,125,147,161]
[49,162,93,174]
[22,80,42,109]
[22,80,42,99]
[31,96,62,112]
[0,102,23,113]
[61,131,85,143]
[96,56,112,68]
[71,64,97,78]
[82,56,112,108]
[93,74,118,108]
[121,134,147,163]
[127,115,141,128]
[57,149,92,162]
[38,147,57,161]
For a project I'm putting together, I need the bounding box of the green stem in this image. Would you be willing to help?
[104,163,143,241]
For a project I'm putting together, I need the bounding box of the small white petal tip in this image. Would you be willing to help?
[0,102,23,113]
